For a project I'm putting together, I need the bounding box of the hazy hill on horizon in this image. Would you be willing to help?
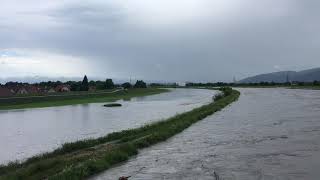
[239,67,320,83]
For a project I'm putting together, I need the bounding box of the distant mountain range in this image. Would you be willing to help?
[239,67,320,83]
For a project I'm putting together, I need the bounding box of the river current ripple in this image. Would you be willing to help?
[93,88,320,180]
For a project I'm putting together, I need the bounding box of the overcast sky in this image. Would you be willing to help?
[0,0,319,82]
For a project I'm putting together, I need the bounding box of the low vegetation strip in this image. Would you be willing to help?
[0,88,168,110]
[289,86,320,90]
[0,88,240,180]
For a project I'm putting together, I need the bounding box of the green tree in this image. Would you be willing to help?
[69,81,81,91]
[80,75,89,91]
[134,80,147,88]
[89,80,96,87]
[96,81,106,90]
[121,82,132,89]
[105,79,115,89]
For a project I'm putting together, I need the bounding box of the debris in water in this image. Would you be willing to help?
[103,103,122,107]
[119,176,131,180]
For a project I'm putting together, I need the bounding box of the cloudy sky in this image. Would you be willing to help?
[0,0,319,82]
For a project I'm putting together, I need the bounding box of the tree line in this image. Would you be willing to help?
[0,75,148,92]
[60,75,147,91]
[186,81,320,87]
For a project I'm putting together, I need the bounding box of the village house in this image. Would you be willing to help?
[47,88,56,93]
[177,82,186,87]
[0,87,14,97]
[7,86,21,94]
[26,86,41,94]
[89,86,97,92]
[12,85,41,95]
[1,84,42,96]
[55,85,71,92]
[16,87,29,95]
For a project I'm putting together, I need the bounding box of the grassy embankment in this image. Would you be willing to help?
[0,88,168,110]
[0,87,240,180]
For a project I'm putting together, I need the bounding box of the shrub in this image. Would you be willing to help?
[213,93,224,101]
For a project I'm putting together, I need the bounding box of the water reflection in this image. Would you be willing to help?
[122,97,132,101]
[0,88,215,164]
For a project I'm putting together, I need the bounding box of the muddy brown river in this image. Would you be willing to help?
[92,88,320,180]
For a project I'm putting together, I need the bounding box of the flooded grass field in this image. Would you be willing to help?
[0,88,215,165]
[92,88,320,180]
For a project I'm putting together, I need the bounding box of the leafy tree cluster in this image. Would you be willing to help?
[120,80,147,89]
[106,79,115,89]
[1,75,152,94]
[121,82,132,89]
[186,81,320,87]
[6,82,35,87]
[67,77,116,91]
[67,81,81,91]
[134,80,147,88]
[313,80,320,86]
[213,87,233,101]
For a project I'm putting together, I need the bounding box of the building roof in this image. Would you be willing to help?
[55,85,71,92]
[0,87,14,97]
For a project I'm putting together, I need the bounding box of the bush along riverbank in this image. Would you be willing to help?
[0,87,240,180]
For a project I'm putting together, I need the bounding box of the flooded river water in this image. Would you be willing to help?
[93,88,320,180]
[0,88,215,164]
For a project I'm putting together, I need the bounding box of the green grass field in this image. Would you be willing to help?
[0,88,240,180]
[0,88,169,110]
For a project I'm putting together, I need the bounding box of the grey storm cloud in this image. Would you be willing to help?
[0,0,320,82]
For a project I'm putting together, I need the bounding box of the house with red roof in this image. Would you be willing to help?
[55,85,71,92]
[0,87,14,97]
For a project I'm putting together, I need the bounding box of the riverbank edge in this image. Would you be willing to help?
[288,86,320,90]
[0,88,169,110]
[0,88,240,180]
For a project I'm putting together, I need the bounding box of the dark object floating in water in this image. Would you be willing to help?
[103,103,122,107]
[119,176,131,180]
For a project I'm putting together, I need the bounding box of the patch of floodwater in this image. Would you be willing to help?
[92,88,320,180]
[0,88,216,165]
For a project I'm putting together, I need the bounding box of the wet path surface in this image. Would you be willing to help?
[0,88,215,164]
[92,88,320,180]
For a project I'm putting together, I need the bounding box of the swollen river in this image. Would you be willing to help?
[0,88,215,164]
[92,88,320,180]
